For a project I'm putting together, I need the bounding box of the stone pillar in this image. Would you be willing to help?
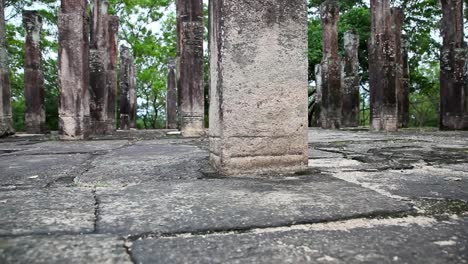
[320,0,342,129]
[369,0,398,132]
[89,0,110,134]
[0,0,14,137]
[166,59,177,129]
[440,0,467,130]
[313,64,322,127]
[399,34,410,128]
[209,0,308,175]
[106,16,119,131]
[23,10,46,134]
[58,0,91,140]
[392,8,407,129]
[119,46,137,130]
[177,0,204,137]
[341,31,360,127]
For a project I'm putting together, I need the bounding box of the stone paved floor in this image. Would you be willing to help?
[0,128,467,264]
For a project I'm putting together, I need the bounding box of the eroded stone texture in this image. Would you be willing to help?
[166,59,178,129]
[119,46,137,130]
[23,10,46,134]
[89,0,110,134]
[0,0,14,137]
[399,34,410,128]
[58,0,91,140]
[177,0,204,137]
[369,0,398,132]
[106,16,119,132]
[320,0,342,129]
[341,31,360,127]
[392,8,408,129]
[209,0,308,175]
[440,0,467,130]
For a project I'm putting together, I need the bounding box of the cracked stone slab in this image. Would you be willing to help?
[0,188,95,236]
[77,143,208,186]
[332,166,468,201]
[0,154,91,188]
[0,235,132,264]
[131,216,468,264]
[96,175,412,236]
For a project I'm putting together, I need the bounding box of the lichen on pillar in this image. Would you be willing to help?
[341,31,360,128]
[209,0,308,175]
[58,0,91,140]
[176,0,205,137]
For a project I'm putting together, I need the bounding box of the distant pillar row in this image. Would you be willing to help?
[23,10,46,134]
[440,0,467,130]
[58,0,91,140]
[176,0,205,137]
[0,0,14,137]
[320,0,342,129]
[341,31,360,127]
[166,59,178,129]
[119,46,137,130]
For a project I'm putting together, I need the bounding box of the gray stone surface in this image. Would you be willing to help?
[0,188,94,236]
[132,216,468,264]
[96,175,411,235]
[0,235,132,264]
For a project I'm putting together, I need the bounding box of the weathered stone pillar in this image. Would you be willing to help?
[209,0,308,175]
[313,64,322,127]
[320,0,342,129]
[106,16,119,131]
[23,10,46,134]
[58,0,91,139]
[177,0,204,137]
[0,0,14,137]
[166,59,177,129]
[392,8,407,129]
[341,31,360,127]
[89,0,110,134]
[119,46,137,130]
[440,0,467,130]
[369,0,398,132]
[399,34,410,128]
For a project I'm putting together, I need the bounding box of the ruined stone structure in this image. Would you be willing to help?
[399,34,410,128]
[176,0,204,137]
[440,0,467,130]
[58,0,91,139]
[119,46,137,130]
[166,59,178,129]
[341,31,360,127]
[313,64,322,127]
[320,0,342,129]
[0,0,14,137]
[23,10,46,134]
[106,16,119,131]
[89,0,111,134]
[209,0,308,175]
[392,8,407,129]
[369,0,398,132]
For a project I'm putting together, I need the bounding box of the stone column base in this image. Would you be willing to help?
[181,116,204,137]
[59,116,90,140]
[0,117,15,137]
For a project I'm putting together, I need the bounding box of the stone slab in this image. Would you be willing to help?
[0,235,132,264]
[96,175,412,236]
[0,188,95,236]
[131,216,468,264]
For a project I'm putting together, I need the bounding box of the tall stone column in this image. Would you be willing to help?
[23,10,46,134]
[166,59,177,129]
[392,8,407,129]
[209,0,308,175]
[399,34,410,128]
[177,0,204,137]
[320,0,342,129]
[440,0,467,130]
[369,0,398,132]
[89,0,110,134]
[313,64,322,127]
[106,16,119,131]
[119,46,137,130]
[58,0,91,140]
[0,0,14,137]
[341,31,360,127]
